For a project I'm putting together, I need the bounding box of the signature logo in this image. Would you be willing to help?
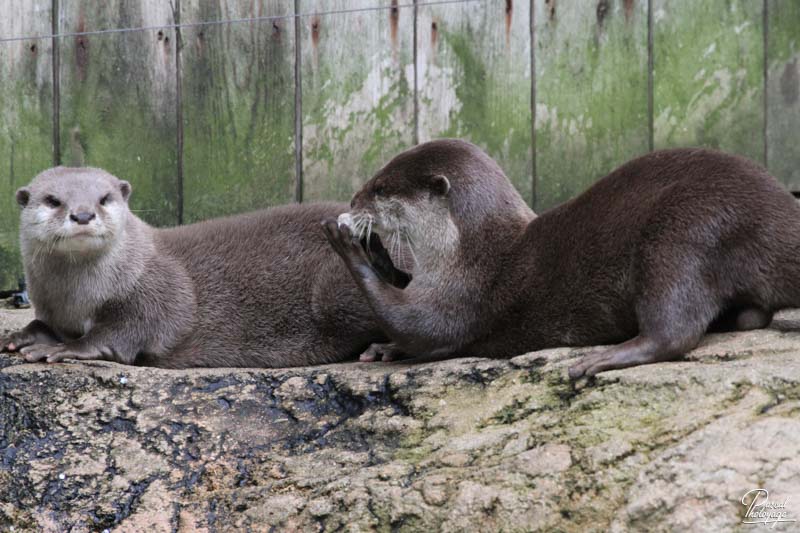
[741,489,797,528]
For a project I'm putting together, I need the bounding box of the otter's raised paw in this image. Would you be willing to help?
[321,219,370,264]
[359,342,406,363]
[20,343,101,363]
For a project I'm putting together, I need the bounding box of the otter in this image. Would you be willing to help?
[323,139,800,378]
[0,166,390,368]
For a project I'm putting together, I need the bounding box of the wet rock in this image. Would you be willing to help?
[2,307,800,530]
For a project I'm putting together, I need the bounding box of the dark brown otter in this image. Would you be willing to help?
[323,139,800,378]
[1,166,389,368]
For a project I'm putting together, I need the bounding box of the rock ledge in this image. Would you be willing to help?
[2,308,800,531]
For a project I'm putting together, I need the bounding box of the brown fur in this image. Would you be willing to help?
[2,167,384,368]
[323,139,800,378]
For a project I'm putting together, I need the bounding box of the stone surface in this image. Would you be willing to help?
[2,306,800,531]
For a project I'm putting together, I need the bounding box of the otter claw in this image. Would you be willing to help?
[359,343,405,363]
[1,332,33,353]
[20,343,60,362]
[21,343,100,363]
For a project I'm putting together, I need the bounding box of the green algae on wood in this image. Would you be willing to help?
[58,0,179,227]
[0,0,54,289]
[417,0,533,206]
[653,0,764,163]
[534,0,649,210]
[767,0,800,190]
[181,0,296,222]
[300,0,415,202]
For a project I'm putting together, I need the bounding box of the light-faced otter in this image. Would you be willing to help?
[323,139,800,378]
[0,167,390,368]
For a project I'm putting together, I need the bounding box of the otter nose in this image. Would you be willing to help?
[69,211,96,225]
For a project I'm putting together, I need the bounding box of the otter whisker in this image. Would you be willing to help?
[38,240,52,264]
[352,213,366,240]
[30,244,41,266]
[357,213,373,243]
[390,230,401,269]
[52,235,65,258]
[37,240,53,265]
[43,236,57,261]
[356,217,366,240]
[404,231,419,268]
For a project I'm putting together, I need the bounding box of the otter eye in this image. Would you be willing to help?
[100,193,111,206]
[374,184,385,195]
[44,195,61,208]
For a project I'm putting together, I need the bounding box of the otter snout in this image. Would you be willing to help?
[69,211,96,225]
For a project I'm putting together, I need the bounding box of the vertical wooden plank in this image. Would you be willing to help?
[767,0,800,189]
[181,1,296,222]
[58,0,179,227]
[418,0,533,206]
[300,0,415,201]
[653,0,764,162]
[0,1,53,289]
[533,0,649,209]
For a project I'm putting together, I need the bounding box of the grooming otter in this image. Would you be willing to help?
[323,139,800,378]
[0,166,389,368]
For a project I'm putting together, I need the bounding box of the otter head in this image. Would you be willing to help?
[343,142,476,275]
[343,139,533,275]
[16,167,132,257]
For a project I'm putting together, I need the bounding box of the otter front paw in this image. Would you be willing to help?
[2,320,61,353]
[322,218,373,274]
[360,342,406,363]
[20,343,102,364]
[1,330,36,353]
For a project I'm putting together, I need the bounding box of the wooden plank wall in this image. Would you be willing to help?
[418,0,533,204]
[767,0,800,190]
[300,0,415,201]
[0,1,53,288]
[58,0,180,227]
[181,0,296,222]
[0,0,799,289]
[534,0,648,208]
[653,0,764,161]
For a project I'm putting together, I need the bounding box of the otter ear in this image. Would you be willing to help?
[15,187,30,208]
[430,174,450,196]
[119,180,132,202]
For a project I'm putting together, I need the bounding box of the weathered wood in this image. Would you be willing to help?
[653,0,764,162]
[767,0,800,189]
[534,0,648,209]
[58,0,179,227]
[181,0,296,222]
[299,0,415,201]
[0,0,54,289]
[418,0,533,206]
